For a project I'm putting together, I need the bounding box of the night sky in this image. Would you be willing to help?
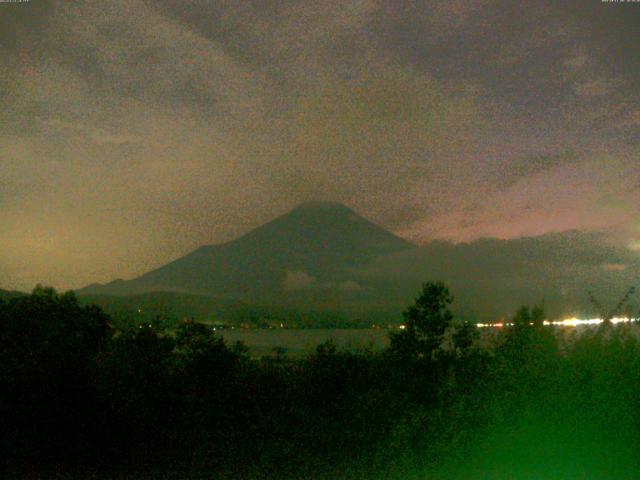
[1,0,639,291]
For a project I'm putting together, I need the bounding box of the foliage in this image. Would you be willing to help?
[389,281,454,359]
[3,284,640,479]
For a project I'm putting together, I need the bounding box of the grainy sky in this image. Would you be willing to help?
[1,0,639,290]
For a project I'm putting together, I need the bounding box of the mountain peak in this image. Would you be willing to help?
[78,202,415,300]
[294,200,350,209]
[250,201,408,246]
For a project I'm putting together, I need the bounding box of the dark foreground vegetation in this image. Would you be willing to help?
[2,284,640,479]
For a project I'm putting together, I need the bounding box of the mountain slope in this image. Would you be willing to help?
[77,203,639,322]
[362,231,640,321]
[0,288,26,301]
[78,202,415,304]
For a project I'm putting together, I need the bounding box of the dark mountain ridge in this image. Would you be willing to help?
[78,202,415,304]
[0,288,26,301]
[76,203,640,322]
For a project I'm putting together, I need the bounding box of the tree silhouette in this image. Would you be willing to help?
[452,321,478,355]
[174,319,238,391]
[0,286,111,466]
[390,281,453,359]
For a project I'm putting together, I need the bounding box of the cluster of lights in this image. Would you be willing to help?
[477,317,634,328]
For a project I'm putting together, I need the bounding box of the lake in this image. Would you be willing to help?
[220,328,391,357]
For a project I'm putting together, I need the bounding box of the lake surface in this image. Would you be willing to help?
[219,323,620,357]
[220,328,391,356]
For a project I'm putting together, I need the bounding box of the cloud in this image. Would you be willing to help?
[564,53,589,70]
[283,271,319,292]
[496,152,576,188]
[573,78,621,97]
[603,263,626,272]
[0,0,639,290]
